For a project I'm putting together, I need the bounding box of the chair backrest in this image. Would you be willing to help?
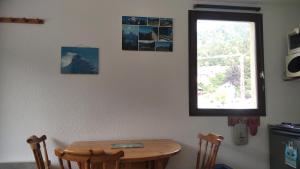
[196,133,224,169]
[27,135,51,169]
[55,148,124,169]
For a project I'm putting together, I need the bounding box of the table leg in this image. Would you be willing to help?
[123,163,132,169]
[121,162,150,169]
[147,161,153,169]
[154,158,169,169]
[77,162,83,169]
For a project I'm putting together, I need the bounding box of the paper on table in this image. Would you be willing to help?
[111,143,144,149]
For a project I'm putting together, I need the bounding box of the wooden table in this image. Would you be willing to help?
[65,139,181,169]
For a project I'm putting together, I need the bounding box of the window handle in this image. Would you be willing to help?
[259,71,264,79]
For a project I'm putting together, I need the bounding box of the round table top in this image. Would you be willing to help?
[65,139,181,162]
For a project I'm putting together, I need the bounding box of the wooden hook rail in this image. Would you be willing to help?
[0,17,44,24]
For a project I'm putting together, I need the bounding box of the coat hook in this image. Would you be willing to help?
[37,19,44,24]
[0,17,44,24]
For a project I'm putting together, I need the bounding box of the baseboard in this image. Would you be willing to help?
[0,162,35,169]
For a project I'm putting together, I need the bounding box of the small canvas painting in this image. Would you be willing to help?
[61,47,99,74]
[156,41,173,52]
[148,17,159,26]
[159,27,173,41]
[122,16,173,52]
[122,25,139,50]
[160,18,173,26]
[139,26,158,41]
[139,41,155,51]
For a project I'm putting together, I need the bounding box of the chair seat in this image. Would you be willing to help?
[215,164,232,169]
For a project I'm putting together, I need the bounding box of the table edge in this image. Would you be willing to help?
[67,139,182,162]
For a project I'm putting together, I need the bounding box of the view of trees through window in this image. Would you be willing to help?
[197,20,257,109]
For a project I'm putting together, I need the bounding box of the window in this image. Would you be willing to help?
[189,10,265,116]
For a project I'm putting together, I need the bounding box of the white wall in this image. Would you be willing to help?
[1,0,300,169]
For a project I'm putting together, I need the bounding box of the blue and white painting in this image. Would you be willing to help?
[61,47,99,74]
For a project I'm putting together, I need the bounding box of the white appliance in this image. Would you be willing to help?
[286,27,300,78]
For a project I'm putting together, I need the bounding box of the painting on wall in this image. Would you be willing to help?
[122,16,173,52]
[61,47,99,74]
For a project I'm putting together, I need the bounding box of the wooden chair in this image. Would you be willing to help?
[196,133,224,169]
[27,135,51,169]
[55,148,124,169]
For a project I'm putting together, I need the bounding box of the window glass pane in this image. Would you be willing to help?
[197,20,257,109]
